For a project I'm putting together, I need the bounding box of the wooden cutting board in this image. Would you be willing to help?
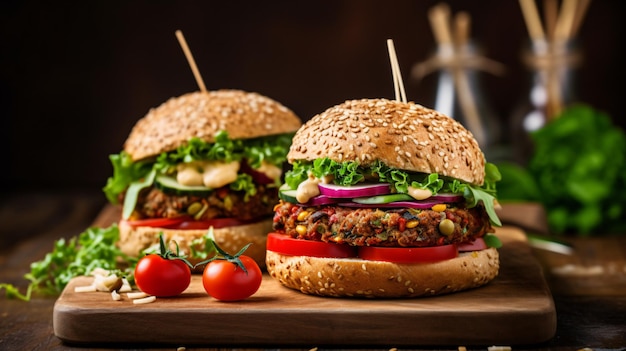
[53,225,556,347]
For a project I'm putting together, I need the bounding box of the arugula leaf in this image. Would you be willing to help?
[285,158,502,226]
[122,170,156,219]
[483,233,503,248]
[1,225,136,301]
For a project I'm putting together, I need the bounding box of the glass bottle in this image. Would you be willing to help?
[432,42,505,162]
[509,39,580,165]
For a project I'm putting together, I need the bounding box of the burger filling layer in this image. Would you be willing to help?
[133,185,277,221]
[272,200,493,247]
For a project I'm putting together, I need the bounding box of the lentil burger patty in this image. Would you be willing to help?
[272,200,493,247]
[133,185,277,221]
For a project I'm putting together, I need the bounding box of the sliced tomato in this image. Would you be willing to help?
[267,233,461,263]
[358,244,458,263]
[123,217,187,228]
[169,217,255,230]
[456,237,488,252]
[266,233,357,258]
[124,216,258,230]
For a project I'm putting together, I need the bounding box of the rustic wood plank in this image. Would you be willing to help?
[52,226,556,346]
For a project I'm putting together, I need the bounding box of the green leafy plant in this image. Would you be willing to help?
[1,225,135,301]
[497,104,626,235]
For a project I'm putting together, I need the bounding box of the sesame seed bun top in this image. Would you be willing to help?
[287,98,486,186]
[124,89,302,161]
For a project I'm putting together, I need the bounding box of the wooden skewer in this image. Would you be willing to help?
[386,39,407,103]
[175,30,207,93]
[454,11,471,46]
[543,0,559,40]
[519,0,546,42]
[570,0,592,38]
[554,0,578,41]
[428,3,453,46]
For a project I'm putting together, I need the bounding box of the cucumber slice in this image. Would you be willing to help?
[352,193,413,204]
[279,189,299,203]
[155,175,213,196]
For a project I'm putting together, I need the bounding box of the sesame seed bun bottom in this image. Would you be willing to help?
[118,218,273,270]
[265,248,499,298]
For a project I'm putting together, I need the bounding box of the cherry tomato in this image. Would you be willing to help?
[134,254,191,297]
[358,244,458,263]
[456,237,488,252]
[202,255,262,301]
[266,233,357,258]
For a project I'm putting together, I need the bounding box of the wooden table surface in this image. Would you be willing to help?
[1,191,625,351]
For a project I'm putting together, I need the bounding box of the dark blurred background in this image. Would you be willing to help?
[1,0,625,199]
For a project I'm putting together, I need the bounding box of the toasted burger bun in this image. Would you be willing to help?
[118,218,272,269]
[288,98,485,185]
[115,89,301,269]
[125,89,302,161]
[269,98,499,297]
[266,248,499,298]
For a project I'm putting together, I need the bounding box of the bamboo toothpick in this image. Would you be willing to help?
[175,30,207,93]
[570,0,592,38]
[554,0,578,41]
[519,0,546,43]
[387,39,407,103]
[544,0,559,40]
[428,3,453,46]
[454,11,471,46]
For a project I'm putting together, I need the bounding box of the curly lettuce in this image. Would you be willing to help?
[1,224,135,300]
[103,131,294,208]
[285,158,502,226]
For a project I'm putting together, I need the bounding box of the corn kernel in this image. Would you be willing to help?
[431,204,447,212]
[406,220,419,229]
[297,211,310,221]
[296,225,307,235]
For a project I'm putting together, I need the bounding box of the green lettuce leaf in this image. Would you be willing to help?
[122,170,156,219]
[285,158,502,226]
[103,131,294,208]
[102,152,152,204]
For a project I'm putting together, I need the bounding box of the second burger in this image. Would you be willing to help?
[104,89,302,268]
